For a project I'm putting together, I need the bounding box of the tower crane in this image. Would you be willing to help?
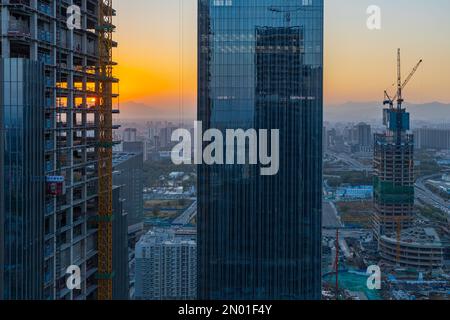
[268,6,308,27]
[383,49,423,110]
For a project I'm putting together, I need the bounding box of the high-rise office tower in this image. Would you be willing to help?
[123,128,138,142]
[356,122,372,148]
[198,0,323,299]
[112,187,129,300]
[414,128,450,150]
[113,152,144,245]
[0,58,46,299]
[0,1,120,300]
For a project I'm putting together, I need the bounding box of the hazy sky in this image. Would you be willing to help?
[114,0,450,119]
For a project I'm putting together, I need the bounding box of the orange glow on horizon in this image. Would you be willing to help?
[114,0,450,115]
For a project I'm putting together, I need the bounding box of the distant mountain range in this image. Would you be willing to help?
[325,101,450,123]
[120,100,450,124]
[120,101,196,121]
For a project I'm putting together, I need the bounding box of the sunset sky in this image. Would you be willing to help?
[114,0,450,119]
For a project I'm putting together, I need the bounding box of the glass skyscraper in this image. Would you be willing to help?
[0,58,46,299]
[198,0,324,299]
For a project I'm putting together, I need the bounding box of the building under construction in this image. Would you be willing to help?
[372,50,419,241]
[0,0,124,300]
[379,226,445,270]
[372,128,415,238]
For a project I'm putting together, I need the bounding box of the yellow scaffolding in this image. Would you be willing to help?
[97,0,115,300]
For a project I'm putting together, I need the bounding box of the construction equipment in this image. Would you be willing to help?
[97,0,116,300]
[383,49,423,110]
[268,6,306,27]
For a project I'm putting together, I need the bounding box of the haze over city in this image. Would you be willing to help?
[115,0,450,120]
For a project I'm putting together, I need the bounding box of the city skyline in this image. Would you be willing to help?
[0,0,449,304]
[115,0,450,121]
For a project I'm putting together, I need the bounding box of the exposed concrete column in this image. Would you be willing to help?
[1,5,10,57]
[30,0,38,60]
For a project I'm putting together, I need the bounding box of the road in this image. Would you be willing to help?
[415,174,450,216]
[172,200,197,226]
[322,201,343,229]
[328,152,372,172]
[323,228,372,240]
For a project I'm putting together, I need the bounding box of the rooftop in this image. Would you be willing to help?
[383,226,442,246]
[112,152,141,166]
[136,228,196,248]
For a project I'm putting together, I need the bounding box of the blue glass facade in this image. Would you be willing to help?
[1,1,121,300]
[198,0,323,299]
[112,186,129,300]
[0,58,46,299]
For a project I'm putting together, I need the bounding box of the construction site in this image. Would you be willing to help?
[0,0,122,300]
[322,50,450,300]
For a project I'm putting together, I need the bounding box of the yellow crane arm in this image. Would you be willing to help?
[391,59,423,103]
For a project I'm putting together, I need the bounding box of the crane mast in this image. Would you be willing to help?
[268,6,308,27]
[397,49,403,109]
[97,0,116,300]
